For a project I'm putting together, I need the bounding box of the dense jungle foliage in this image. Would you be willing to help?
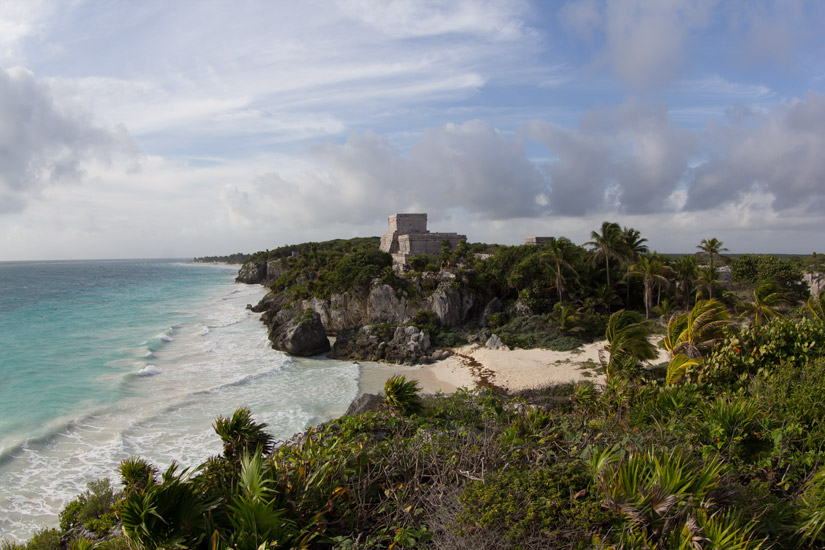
[249,223,818,352]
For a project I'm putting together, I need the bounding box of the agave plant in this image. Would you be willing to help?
[223,453,302,550]
[384,375,422,415]
[214,407,275,461]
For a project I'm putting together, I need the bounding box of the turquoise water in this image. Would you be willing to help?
[0,260,358,541]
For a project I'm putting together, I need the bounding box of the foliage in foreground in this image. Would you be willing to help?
[10,315,825,549]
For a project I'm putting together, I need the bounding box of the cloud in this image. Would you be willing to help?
[0,66,136,214]
[335,0,534,41]
[686,90,825,212]
[560,0,716,89]
[526,100,695,215]
[22,0,542,153]
[221,120,548,232]
[0,0,58,64]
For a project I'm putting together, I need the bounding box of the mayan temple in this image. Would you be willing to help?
[379,213,466,265]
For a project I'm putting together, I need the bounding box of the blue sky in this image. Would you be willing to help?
[1,0,824,260]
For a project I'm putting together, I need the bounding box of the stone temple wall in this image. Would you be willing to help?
[380,213,466,265]
[389,213,428,234]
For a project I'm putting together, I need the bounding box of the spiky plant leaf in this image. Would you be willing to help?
[383,375,422,415]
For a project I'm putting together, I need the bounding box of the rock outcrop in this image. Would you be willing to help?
[345,393,385,416]
[485,334,510,351]
[268,310,331,357]
[330,325,434,365]
[299,275,488,334]
[244,268,491,363]
[236,259,289,285]
[236,261,267,284]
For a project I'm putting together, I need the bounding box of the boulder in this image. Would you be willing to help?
[269,310,331,357]
[345,393,385,416]
[331,324,432,365]
[485,334,510,351]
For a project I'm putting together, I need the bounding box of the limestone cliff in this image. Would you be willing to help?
[245,270,492,361]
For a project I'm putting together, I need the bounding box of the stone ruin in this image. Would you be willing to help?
[379,213,466,265]
[525,237,553,246]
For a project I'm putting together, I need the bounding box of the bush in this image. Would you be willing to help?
[23,529,61,550]
[384,375,422,415]
[458,461,617,545]
[58,479,120,537]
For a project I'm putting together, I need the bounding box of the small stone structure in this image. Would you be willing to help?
[525,237,553,246]
[379,213,466,265]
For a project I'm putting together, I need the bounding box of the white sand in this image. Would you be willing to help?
[356,338,670,395]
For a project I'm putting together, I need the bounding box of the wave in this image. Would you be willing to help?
[136,365,162,377]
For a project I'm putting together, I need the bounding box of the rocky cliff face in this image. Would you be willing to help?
[330,325,434,365]
[244,268,492,360]
[236,259,289,285]
[301,273,487,333]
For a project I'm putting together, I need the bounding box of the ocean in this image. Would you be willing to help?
[0,260,359,541]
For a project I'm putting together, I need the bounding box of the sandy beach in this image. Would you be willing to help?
[358,338,670,395]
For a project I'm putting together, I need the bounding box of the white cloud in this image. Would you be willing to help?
[526,100,696,215]
[561,0,717,89]
[688,91,825,212]
[0,66,137,214]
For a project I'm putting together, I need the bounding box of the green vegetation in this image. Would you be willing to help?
[13,311,825,549]
[10,229,825,549]
[193,252,253,264]
[383,375,422,415]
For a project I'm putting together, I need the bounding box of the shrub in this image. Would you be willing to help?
[58,479,120,537]
[384,375,422,416]
[22,530,61,550]
[119,456,157,494]
[457,461,617,545]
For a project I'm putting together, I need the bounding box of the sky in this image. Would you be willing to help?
[1,0,824,260]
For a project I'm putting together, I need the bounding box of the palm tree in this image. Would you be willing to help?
[653,298,677,321]
[591,283,621,314]
[550,302,584,334]
[603,309,658,379]
[586,221,624,291]
[697,237,729,271]
[622,226,649,306]
[674,255,699,308]
[622,226,649,260]
[213,407,274,461]
[808,289,825,323]
[736,279,788,326]
[628,255,670,320]
[696,265,719,300]
[663,299,731,360]
[540,237,579,303]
